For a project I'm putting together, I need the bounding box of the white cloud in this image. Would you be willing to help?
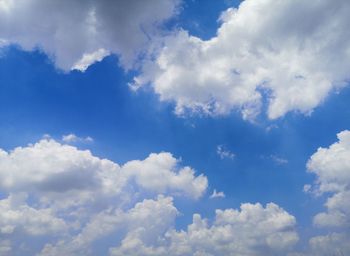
[0,0,180,71]
[0,138,207,205]
[123,152,208,199]
[62,133,94,143]
[216,145,235,160]
[308,232,350,256]
[0,193,67,236]
[0,136,299,255]
[209,189,225,199]
[307,130,350,228]
[110,202,298,256]
[72,48,109,72]
[289,130,350,256]
[0,137,207,254]
[133,0,350,119]
[2,0,348,120]
[40,195,178,256]
[270,155,288,165]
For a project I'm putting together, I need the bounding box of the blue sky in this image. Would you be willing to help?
[0,0,350,255]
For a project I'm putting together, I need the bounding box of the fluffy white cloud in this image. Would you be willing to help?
[0,0,180,71]
[0,138,207,203]
[289,130,350,256]
[0,137,299,255]
[307,130,350,228]
[110,202,298,256]
[0,193,67,236]
[0,137,207,254]
[123,152,208,199]
[40,195,178,256]
[133,0,350,119]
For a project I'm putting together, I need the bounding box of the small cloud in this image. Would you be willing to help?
[72,48,109,72]
[217,145,235,160]
[303,184,312,193]
[270,155,288,165]
[265,124,279,132]
[210,189,225,199]
[62,134,94,144]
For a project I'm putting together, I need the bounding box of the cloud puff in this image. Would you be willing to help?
[133,0,350,119]
[123,152,208,199]
[0,0,180,71]
[307,130,350,228]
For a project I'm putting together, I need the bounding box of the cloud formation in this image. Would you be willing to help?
[109,202,298,256]
[1,0,349,120]
[307,130,350,228]
[133,0,350,119]
[0,137,299,255]
[0,0,180,71]
[300,130,350,256]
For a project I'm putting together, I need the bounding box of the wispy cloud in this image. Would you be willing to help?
[210,189,225,199]
[217,145,235,160]
[270,155,288,165]
[62,134,94,144]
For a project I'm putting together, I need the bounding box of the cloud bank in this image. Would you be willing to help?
[0,137,299,255]
[1,0,349,120]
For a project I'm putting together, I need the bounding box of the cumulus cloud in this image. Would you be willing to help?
[0,0,180,71]
[307,130,350,228]
[308,232,350,256]
[294,130,350,256]
[109,202,298,256]
[133,0,350,119]
[40,195,178,256]
[0,138,207,202]
[0,193,67,236]
[0,137,299,255]
[123,152,208,199]
[2,0,349,120]
[0,137,208,254]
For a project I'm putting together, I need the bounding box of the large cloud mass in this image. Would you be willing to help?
[0,0,180,70]
[0,137,299,255]
[134,0,350,119]
[1,0,349,120]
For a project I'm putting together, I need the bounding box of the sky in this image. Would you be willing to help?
[0,0,350,255]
